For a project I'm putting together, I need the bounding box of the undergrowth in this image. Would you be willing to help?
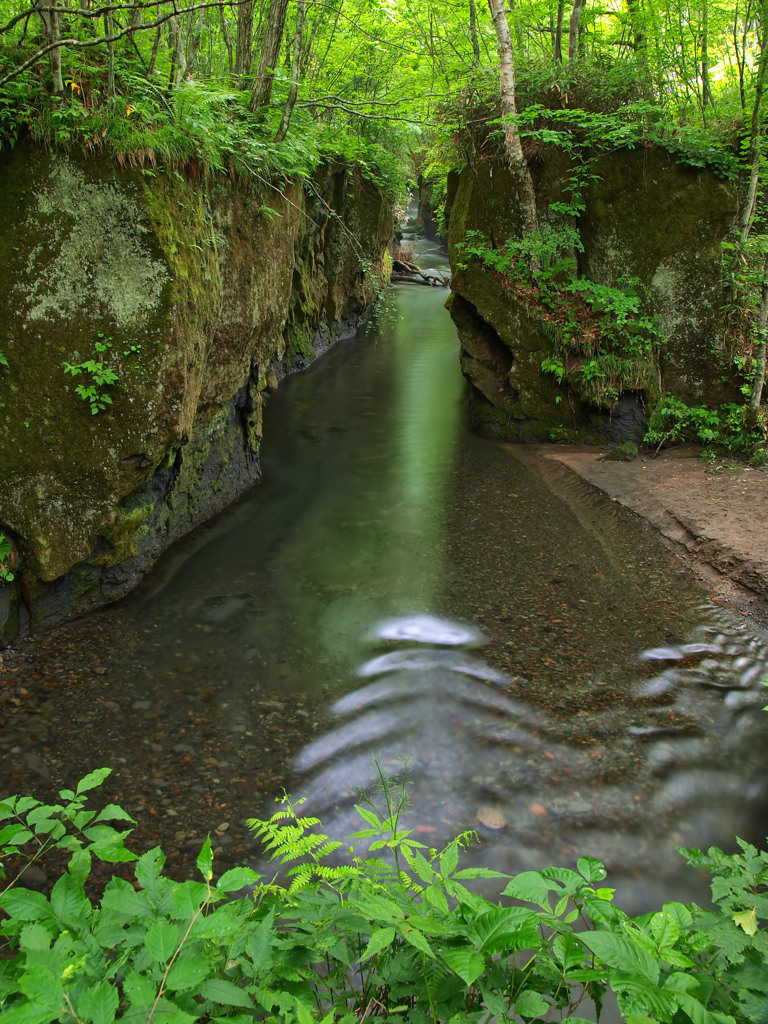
[0,765,767,1023]
[644,395,768,464]
[456,227,663,408]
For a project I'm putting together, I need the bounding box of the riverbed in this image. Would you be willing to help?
[1,246,767,912]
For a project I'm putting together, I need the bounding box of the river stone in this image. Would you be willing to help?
[476,805,507,830]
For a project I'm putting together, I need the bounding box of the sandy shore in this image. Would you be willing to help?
[543,446,768,622]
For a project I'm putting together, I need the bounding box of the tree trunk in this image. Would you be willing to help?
[554,0,564,62]
[739,0,768,247]
[250,0,289,112]
[104,9,115,100]
[274,0,306,141]
[35,0,64,93]
[701,0,713,111]
[751,252,768,412]
[128,3,143,42]
[220,7,234,77]
[568,0,586,60]
[469,0,481,67]
[169,14,186,88]
[235,0,254,87]
[487,0,539,240]
[185,7,204,76]
[147,26,162,76]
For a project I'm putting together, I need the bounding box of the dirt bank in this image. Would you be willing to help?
[545,445,768,622]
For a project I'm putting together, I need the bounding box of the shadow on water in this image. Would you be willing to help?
[2,242,768,916]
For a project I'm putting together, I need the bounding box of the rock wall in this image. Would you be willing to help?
[0,144,393,642]
[446,146,737,441]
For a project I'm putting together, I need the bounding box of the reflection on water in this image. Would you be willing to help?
[292,609,768,912]
[2,256,768,913]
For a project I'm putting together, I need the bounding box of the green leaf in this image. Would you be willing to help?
[659,947,695,968]
[0,824,33,847]
[398,923,434,958]
[197,837,213,882]
[453,867,508,880]
[101,875,153,918]
[19,922,54,952]
[423,884,450,916]
[19,965,63,1008]
[349,892,404,923]
[649,910,680,948]
[51,871,89,925]
[441,944,485,985]
[440,842,459,877]
[552,932,585,970]
[354,805,382,829]
[409,850,435,884]
[135,846,165,889]
[404,913,455,936]
[199,977,254,1008]
[472,907,539,954]
[145,920,181,963]
[165,955,212,993]
[502,871,554,907]
[577,856,607,884]
[2,888,54,921]
[216,867,261,891]
[122,969,157,1010]
[94,804,135,824]
[515,990,551,1018]
[75,768,111,795]
[68,848,92,888]
[0,1005,60,1024]
[360,925,396,960]
[579,931,660,983]
[74,980,119,1024]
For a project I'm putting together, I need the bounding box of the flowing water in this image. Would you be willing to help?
[2,234,768,912]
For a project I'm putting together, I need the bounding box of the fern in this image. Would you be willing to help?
[248,796,356,893]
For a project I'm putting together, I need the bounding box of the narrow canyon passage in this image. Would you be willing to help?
[2,262,767,912]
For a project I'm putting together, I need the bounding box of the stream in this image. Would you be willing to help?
[2,229,768,914]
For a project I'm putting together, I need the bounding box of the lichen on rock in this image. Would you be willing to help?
[0,144,393,644]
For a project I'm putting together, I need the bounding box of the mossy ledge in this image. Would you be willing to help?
[446,144,737,442]
[0,146,393,643]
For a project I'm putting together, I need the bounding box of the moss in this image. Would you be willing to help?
[0,145,393,642]
[93,503,153,568]
[448,143,738,437]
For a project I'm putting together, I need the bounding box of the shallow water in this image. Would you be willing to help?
[2,255,768,911]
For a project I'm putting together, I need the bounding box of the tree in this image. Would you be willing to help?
[274,0,305,141]
[487,0,539,238]
[250,0,289,112]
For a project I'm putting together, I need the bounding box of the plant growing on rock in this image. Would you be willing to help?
[62,337,120,415]
[0,533,15,583]
[457,229,663,408]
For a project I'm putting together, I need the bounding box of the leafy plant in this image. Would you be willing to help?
[458,230,662,408]
[63,337,119,415]
[644,395,768,458]
[0,765,765,1023]
[0,532,15,583]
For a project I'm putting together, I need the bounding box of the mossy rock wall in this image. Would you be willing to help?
[447,146,736,440]
[0,144,392,643]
